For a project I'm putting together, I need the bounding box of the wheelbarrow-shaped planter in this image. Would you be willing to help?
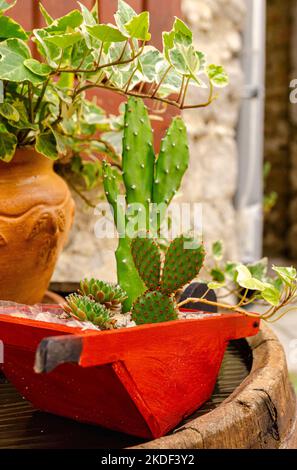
[0,306,260,439]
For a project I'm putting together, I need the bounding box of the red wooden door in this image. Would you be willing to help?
[8,0,181,142]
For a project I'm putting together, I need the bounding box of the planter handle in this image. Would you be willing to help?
[34,335,83,373]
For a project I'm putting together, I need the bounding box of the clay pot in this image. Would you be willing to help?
[0,148,75,304]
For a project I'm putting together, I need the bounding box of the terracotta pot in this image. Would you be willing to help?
[0,149,75,304]
[0,306,260,438]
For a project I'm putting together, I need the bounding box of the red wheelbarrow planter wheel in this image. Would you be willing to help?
[0,306,260,439]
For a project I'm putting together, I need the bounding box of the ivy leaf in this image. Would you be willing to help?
[125,12,151,41]
[247,258,268,281]
[87,24,126,43]
[208,281,226,290]
[225,262,238,280]
[272,266,297,286]
[139,46,163,82]
[45,32,83,49]
[169,43,199,78]
[35,131,58,160]
[44,10,83,33]
[207,64,229,87]
[173,17,192,43]
[78,1,96,26]
[114,0,137,36]
[24,58,52,76]
[0,131,17,162]
[0,38,45,84]
[39,3,54,26]
[0,0,16,12]
[212,240,223,261]
[0,101,19,121]
[0,15,28,41]
[162,30,175,62]
[236,265,266,291]
[210,268,225,283]
[261,285,281,306]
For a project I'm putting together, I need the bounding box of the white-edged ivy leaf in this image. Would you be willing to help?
[24,58,52,76]
[114,0,137,36]
[0,101,19,121]
[43,10,83,33]
[236,265,266,291]
[208,281,226,290]
[45,32,83,49]
[173,17,192,43]
[261,285,281,306]
[207,64,229,87]
[125,11,151,41]
[87,24,126,43]
[139,46,163,82]
[212,240,223,261]
[272,266,297,286]
[0,15,28,41]
[39,3,53,26]
[35,131,58,160]
[162,30,175,62]
[0,131,17,162]
[0,0,16,12]
[247,258,268,281]
[0,38,45,84]
[78,1,96,26]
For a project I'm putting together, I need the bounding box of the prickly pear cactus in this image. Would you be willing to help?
[64,294,116,330]
[122,97,155,222]
[161,235,205,294]
[131,290,178,325]
[79,279,127,312]
[152,117,189,208]
[131,236,161,290]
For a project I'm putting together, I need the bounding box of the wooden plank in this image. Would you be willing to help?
[145,0,181,50]
[7,0,34,30]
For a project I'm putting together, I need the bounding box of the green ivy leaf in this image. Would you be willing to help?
[45,32,83,49]
[0,131,17,162]
[208,281,226,290]
[212,240,223,261]
[0,101,19,121]
[114,0,137,36]
[39,3,54,26]
[225,262,238,280]
[78,1,96,26]
[173,17,192,43]
[125,12,151,41]
[162,30,175,62]
[0,15,28,41]
[87,24,126,43]
[24,58,52,76]
[0,38,45,84]
[272,266,297,286]
[247,258,268,281]
[261,285,281,306]
[44,10,83,33]
[139,46,163,82]
[207,64,229,87]
[0,0,16,12]
[36,131,58,160]
[211,268,225,283]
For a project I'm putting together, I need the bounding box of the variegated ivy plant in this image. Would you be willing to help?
[0,0,228,182]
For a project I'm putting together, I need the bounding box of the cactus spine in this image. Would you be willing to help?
[130,234,205,325]
[103,97,190,311]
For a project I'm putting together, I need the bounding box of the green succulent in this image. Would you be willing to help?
[79,279,127,312]
[63,294,116,330]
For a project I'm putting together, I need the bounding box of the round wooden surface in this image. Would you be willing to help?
[134,324,297,449]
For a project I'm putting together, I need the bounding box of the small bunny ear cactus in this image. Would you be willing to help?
[130,234,205,325]
[103,96,190,311]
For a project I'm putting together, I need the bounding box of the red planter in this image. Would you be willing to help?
[0,306,259,439]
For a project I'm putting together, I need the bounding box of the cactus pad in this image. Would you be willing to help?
[131,236,161,290]
[79,279,127,312]
[63,294,116,330]
[161,235,205,294]
[131,291,178,325]
[152,117,189,208]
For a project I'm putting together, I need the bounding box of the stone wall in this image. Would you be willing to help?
[53,0,246,282]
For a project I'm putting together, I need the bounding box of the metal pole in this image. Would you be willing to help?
[235,0,266,263]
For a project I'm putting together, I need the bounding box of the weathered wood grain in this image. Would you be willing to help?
[133,324,297,449]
